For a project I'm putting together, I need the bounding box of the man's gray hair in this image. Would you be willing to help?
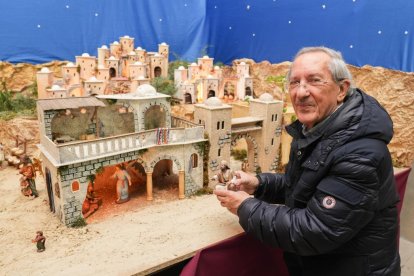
[287,46,355,92]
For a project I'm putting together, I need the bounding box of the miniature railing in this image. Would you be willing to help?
[171,116,204,129]
[45,126,205,165]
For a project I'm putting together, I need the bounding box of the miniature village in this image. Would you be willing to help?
[10,35,287,226]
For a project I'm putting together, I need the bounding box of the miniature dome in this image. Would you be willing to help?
[190,62,197,66]
[214,66,220,70]
[154,53,161,57]
[134,61,143,65]
[123,35,130,38]
[40,67,50,73]
[100,45,108,49]
[160,42,167,46]
[204,97,222,107]
[88,76,98,82]
[108,56,117,60]
[207,75,214,79]
[129,51,136,55]
[203,55,209,59]
[112,41,119,45]
[240,61,246,65]
[137,76,145,80]
[178,66,185,70]
[98,65,105,69]
[136,47,143,50]
[133,84,157,97]
[259,93,274,102]
[51,84,62,90]
[81,53,90,57]
[66,62,75,67]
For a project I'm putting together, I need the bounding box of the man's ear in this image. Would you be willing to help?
[337,79,351,103]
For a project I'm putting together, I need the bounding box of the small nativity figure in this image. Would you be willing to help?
[32,231,46,252]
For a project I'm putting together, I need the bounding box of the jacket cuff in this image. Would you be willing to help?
[253,174,265,197]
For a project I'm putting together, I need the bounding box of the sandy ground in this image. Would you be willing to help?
[0,166,243,276]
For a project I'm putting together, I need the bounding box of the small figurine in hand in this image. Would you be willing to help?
[32,231,46,252]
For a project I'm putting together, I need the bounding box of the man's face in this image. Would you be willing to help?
[288,52,348,129]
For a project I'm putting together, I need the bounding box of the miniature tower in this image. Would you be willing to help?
[135,47,146,63]
[46,84,67,98]
[194,97,232,188]
[61,62,79,87]
[150,53,167,79]
[249,93,283,172]
[75,53,97,81]
[198,56,214,75]
[84,77,105,96]
[96,65,110,83]
[105,56,120,78]
[202,75,219,99]
[236,62,251,100]
[110,41,122,59]
[97,45,110,66]
[36,67,54,99]
[120,36,135,56]
[129,61,147,80]
[158,42,169,61]
[188,63,200,80]
[174,66,188,85]
[180,81,196,104]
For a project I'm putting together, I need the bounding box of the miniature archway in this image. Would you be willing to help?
[231,133,259,173]
[140,101,171,131]
[109,67,116,78]
[207,90,215,98]
[184,93,192,104]
[154,67,162,77]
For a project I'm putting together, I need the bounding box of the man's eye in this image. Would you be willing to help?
[309,78,322,84]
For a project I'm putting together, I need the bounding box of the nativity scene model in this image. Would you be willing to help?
[35,36,284,226]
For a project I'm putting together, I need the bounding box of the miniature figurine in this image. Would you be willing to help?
[112,164,132,203]
[212,160,234,187]
[32,231,46,252]
[82,182,101,218]
[241,158,249,172]
[19,156,38,198]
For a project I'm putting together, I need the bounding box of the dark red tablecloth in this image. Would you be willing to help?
[181,168,411,276]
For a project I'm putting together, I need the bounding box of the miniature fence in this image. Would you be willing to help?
[49,126,205,165]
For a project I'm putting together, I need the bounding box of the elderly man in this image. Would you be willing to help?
[214,47,400,275]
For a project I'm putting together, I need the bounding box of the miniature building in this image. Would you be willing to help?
[36,35,170,100]
[174,57,253,104]
[194,93,283,187]
[37,84,206,226]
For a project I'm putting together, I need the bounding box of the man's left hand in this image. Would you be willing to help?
[213,189,251,215]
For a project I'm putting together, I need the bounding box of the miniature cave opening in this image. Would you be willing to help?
[82,161,147,222]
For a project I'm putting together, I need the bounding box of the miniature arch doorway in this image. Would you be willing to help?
[148,157,185,200]
[231,134,259,173]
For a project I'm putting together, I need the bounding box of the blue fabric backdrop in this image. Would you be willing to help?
[0,0,413,72]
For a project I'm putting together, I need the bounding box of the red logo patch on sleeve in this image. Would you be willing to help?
[322,196,336,209]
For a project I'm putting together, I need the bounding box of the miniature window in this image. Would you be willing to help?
[191,153,198,168]
[218,149,221,156]
[274,114,278,121]
[221,121,224,129]
[217,122,220,130]
[271,138,274,145]
[71,180,80,192]
[272,114,274,121]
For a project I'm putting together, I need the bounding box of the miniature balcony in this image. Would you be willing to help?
[39,126,205,166]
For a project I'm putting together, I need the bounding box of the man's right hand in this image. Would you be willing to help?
[232,170,259,195]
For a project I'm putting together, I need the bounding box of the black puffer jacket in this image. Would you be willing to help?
[238,89,400,276]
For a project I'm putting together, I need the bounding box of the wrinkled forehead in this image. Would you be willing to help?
[290,52,332,78]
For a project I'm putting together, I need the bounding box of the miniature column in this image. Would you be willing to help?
[146,171,153,200]
[178,170,185,199]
